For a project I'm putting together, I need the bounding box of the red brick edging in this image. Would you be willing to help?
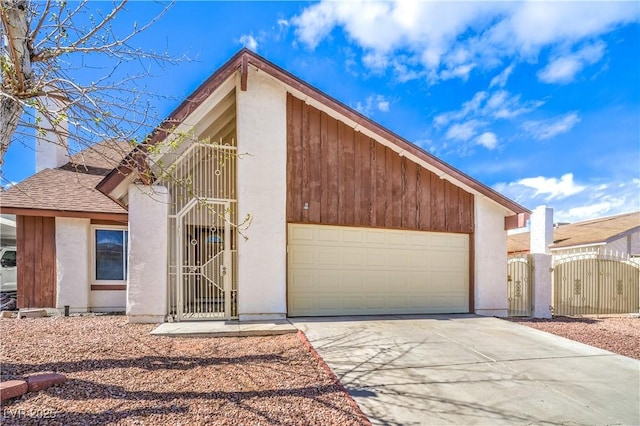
[296,330,372,426]
[1,373,66,402]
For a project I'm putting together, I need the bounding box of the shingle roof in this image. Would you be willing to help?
[1,141,130,215]
[69,139,133,170]
[507,211,640,253]
[507,232,530,254]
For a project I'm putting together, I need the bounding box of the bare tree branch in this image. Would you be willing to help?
[1,0,180,167]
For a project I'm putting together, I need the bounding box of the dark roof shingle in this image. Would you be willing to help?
[1,140,131,215]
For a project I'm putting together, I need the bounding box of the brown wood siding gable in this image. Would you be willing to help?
[16,216,57,308]
[286,94,474,233]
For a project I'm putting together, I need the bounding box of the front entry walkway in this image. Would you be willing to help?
[151,320,297,337]
[290,314,640,425]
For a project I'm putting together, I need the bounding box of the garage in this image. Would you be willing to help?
[288,224,469,316]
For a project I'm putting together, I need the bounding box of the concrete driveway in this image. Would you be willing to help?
[291,315,639,426]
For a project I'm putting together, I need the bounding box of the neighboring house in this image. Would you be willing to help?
[508,211,640,257]
[1,49,530,322]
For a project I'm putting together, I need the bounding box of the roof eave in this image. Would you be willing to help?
[0,207,128,221]
[98,48,530,216]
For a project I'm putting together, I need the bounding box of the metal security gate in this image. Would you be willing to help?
[161,142,238,321]
[507,255,533,316]
[553,249,640,316]
[176,199,232,319]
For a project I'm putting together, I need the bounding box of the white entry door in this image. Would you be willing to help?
[288,224,469,316]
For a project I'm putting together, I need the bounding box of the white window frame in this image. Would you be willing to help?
[91,225,128,285]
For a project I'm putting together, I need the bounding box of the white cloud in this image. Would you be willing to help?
[538,41,606,84]
[489,63,515,88]
[522,112,581,140]
[354,95,391,116]
[494,174,639,223]
[491,2,635,55]
[363,52,390,71]
[436,89,543,128]
[445,120,483,141]
[486,90,544,119]
[518,173,585,201]
[291,1,637,83]
[239,34,258,51]
[440,63,475,81]
[291,1,339,49]
[476,132,498,149]
[563,202,620,221]
[377,98,390,112]
[434,91,488,127]
[434,87,543,153]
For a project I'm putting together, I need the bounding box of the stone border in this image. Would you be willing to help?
[1,374,66,402]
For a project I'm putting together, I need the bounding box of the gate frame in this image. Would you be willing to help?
[175,198,232,321]
[507,254,534,317]
[552,248,640,316]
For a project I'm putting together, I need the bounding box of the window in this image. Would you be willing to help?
[1,250,16,267]
[94,228,128,281]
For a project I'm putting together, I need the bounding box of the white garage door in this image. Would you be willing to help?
[288,224,469,316]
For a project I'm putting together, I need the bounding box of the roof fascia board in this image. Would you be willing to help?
[550,242,606,251]
[170,76,237,143]
[99,70,238,197]
[109,171,138,204]
[505,212,529,230]
[97,51,246,195]
[147,51,244,147]
[1,207,128,221]
[147,85,236,171]
[146,77,237,166]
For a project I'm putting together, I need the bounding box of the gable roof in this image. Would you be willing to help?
[507,211,640,253]
[1,140,129,220]
[97,49,530,217]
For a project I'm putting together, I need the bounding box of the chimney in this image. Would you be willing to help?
[530,205,554,254]
[35,96,69,172]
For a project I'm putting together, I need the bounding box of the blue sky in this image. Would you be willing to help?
[3,1,639,223]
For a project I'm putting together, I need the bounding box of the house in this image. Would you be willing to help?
[508,211,640,257]
[0,141,130,310]
[1,49,530,322]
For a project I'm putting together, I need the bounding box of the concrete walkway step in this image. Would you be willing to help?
[151,320,298,337]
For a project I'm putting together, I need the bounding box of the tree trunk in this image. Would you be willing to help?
[1,0,31,167]
[0,97,22,167]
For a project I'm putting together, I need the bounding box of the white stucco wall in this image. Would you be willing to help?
[55,217,90,313]
[531,253,552,318]
[474,196,508,317]
[36,97,70,172]
[605,232,640,255]
[630,231,640,256]
[127,184,169,323]
[235,68,288,321]
[530,205,553,254]
[90,290,126,312]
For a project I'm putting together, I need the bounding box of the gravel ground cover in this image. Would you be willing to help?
[0,315,369,426]
[507,315,640,360]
